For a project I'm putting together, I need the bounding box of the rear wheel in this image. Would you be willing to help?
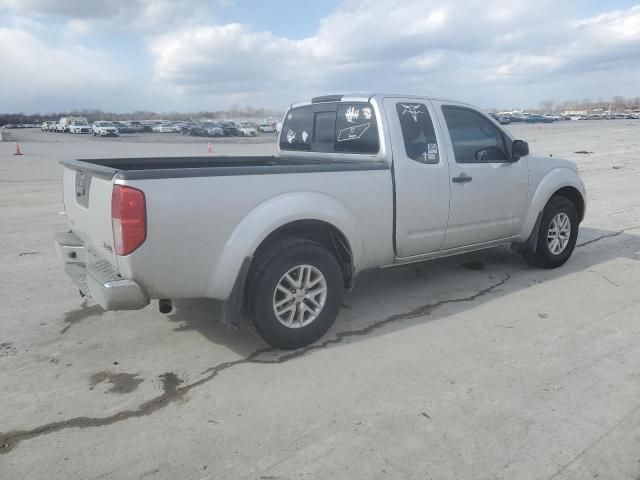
[246,238,343,349]
[523,196,578,269]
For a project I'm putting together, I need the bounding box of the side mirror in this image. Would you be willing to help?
[511,140,529,161]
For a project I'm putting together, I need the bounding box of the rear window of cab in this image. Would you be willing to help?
[280,102,379,154]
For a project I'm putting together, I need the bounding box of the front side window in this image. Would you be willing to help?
[396,103,439,164]
[441,106,508,163]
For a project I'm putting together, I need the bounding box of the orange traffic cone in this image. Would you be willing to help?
[13,142,23,155]
[207,142,213,155]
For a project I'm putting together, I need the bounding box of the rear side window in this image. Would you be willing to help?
[280,108,312,151]
[334,103,379,154]
[441,106,508,163]
[280,102,379,154]
[396,103,439,164]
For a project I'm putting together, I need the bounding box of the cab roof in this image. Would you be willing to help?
[291,93,468,109]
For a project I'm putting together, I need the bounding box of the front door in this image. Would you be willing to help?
[433,102,529,249]
[383,98,451,257]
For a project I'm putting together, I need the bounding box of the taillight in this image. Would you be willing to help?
[112,185,146,256]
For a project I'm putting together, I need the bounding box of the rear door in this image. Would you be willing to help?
[383,97,451,257]
[62,164,118,264]
[432,101,529,249]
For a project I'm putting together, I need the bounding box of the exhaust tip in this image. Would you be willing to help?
[159,299,173,314]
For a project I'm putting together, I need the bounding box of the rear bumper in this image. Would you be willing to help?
[55,232,149,310]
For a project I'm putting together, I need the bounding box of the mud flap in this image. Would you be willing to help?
[511,211,543,254]
[220,256,253,327]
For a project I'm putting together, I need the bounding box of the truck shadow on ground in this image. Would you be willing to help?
[164,225,640,358]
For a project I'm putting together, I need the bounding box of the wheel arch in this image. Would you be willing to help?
[252,219,355,290]
[208,191,363,301]
[553,186,585,223]
[519,168,586,240]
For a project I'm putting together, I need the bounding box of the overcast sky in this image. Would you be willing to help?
[1,0,639,113]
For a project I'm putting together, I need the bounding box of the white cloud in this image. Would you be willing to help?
[0,0,230,33]
[1,0,639,111]
[0,27,130,111]
[148,1,640,109]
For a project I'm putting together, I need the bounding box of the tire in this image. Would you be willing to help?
[246,238,344,349]
[523,196,578,269]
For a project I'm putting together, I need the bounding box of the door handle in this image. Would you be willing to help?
[452,173,472,184]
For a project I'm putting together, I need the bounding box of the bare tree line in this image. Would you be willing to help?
[3,96,640,126]
[535,96,640,113]
[0,104,284,126]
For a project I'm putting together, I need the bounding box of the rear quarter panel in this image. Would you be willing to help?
[117,169,394,300]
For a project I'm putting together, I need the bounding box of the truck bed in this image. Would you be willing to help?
[61,156,388,180]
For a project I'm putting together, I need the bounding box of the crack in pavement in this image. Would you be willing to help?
[576,224,640,248]
[0,273,513,454]
[251,273,513,364]
[546,402,640,480]
[3,224,638,455]
[0,372,189,454]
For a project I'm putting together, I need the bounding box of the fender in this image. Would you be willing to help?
[207,191,363,300]
[518,166,586,240]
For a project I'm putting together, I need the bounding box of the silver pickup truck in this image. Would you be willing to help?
[56,94,586,349]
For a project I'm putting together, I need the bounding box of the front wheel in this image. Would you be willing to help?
[523,196,579,269]
[245,238,344,349]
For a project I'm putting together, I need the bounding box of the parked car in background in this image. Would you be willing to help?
[257,123,276,133]
[203,123,225,137]
[152,123,175,133]
[171,122,188,133]
[114,122,135,134]
[525,115,554,123]
[140,121,155,132]
[127,121,145,133]
[57,117,72,132]
[41,121,57,131]
[239,123,258,137]
[490,113,511,125]
[92,121,119,137]
[180,124,209,137]
[219,122,242,136]
[69,119,91,134]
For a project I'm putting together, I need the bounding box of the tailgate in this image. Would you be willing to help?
[62,163,118,265]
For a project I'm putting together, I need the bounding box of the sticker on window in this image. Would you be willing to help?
[345,106,360,123]
[400,104,424,122]
[337,123,370,142]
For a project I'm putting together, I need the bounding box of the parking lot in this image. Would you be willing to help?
[1,121,639,479]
